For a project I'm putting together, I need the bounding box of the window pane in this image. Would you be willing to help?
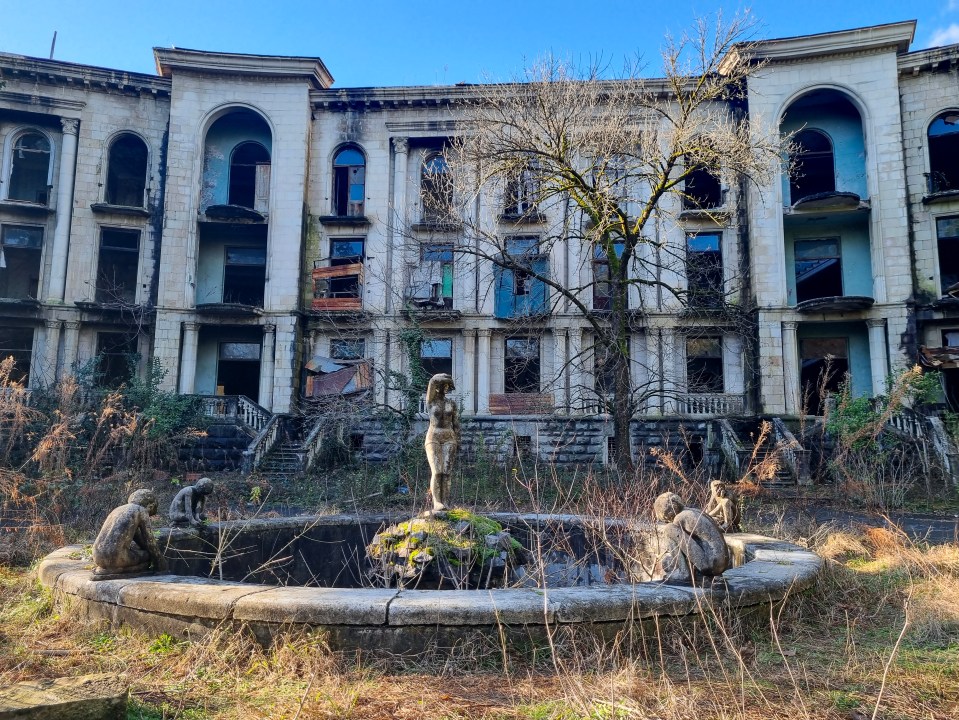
[505,236,539,256]
[331,338,365,360]
[220,342,261,361]
[226,247,266,266]
[937,216,959,239]
[794,238,839,260]
[334,148,365,166]
[687,337,722,359]
[330,239,364,260]
[800,338,848,359]
[100,228,139,252]
[420,338,452,358]
[687,234,720,253]
[422,244,453,262]
[1,225,43,249]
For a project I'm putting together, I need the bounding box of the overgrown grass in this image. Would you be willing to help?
[2,522,956,719]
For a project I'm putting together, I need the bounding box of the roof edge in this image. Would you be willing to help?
[153,47,333,89]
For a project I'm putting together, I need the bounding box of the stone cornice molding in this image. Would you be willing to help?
[898,45,959,75]
[154,48,333,90]
[722,21,915,71]
[0,52,171,96]
[0,90,85,114]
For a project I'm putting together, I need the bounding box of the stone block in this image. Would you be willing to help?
[388,588,556,626]
[233,586,397,625]
[0,673,127,720]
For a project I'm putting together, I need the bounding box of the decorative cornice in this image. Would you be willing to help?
[0,90,85,113]
[898,44,959,75]
[0,52,171,96]
[154,48,332,90]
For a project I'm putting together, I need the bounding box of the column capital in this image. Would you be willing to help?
[477,327,492,338]
[393,137,409,155]
[44,319,63,330]
[262,323,277,334]
[866,317,887,329]
[60,118,79,136]
[782,321,799,331]
[183,321,201,333]
[64,320,81,330]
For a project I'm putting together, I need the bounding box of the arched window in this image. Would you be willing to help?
[105,134,148,207]
[789,129,835,203]
[332,146,365,216]
[8,132,51,204]
[228,142,271,209]
[928,111,959,193]
[421,153,451,221]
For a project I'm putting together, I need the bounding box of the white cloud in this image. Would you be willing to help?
[930,23,959,47]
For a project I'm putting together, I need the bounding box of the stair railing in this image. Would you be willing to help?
[241,413,282,473]
[236,395,272,433]
[300,420,326,473]
[924,416,959,488]
[717,419,744,478]
[772,417,811,485]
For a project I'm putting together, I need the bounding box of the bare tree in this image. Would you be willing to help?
[435,14,784,473]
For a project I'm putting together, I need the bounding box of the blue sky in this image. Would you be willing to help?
[0,1,956,87]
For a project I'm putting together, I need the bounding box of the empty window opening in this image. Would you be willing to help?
[228,142,271,210]
[800,337,848,416]
[414,243,453,306]
[507,236,540,297]
[332,147,366,216]
[217,341,261,401]
[789,130,835,203]
[944,329,959,347]
[0,225,42,299]
[96,229,140,304]
[8,132,51,204]
[327,238,365,298]
[795,237,842,303]
[594,342,625,402]
[420,338,453,377]
[223,246,266,306]
[928,112,959,194]
[105,135,148,207]
[330,338,366,361]
[349,433,365,453]
[96,332,138,388]
[605,436,618,466]
[505,337,540,393]
[504,164,538,217]
[686,233,723,307]
[592,241,625,311]
[686,337,724,393]
[936,216,959,295]
[421,153,452,221]
[0,327,33,384]
[514,435,532,460]
[684,164,722,209]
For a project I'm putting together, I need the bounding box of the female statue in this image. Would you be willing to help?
[424,373,459,511]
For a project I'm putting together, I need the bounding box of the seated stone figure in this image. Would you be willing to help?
[704,480,741,532]
[652,491,730,583]
[169,477,214,527]
[91,489,168,579]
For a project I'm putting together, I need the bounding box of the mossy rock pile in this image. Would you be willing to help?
[366,508,526,589]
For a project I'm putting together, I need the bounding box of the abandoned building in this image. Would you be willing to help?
[1,20,958,475]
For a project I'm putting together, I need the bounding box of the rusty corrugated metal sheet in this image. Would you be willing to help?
[919,345,959,369]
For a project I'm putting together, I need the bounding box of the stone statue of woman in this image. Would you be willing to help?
[424,373,459,512]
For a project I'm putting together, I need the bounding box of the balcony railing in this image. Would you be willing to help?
[311,263,364,312]
[677,393,745,417]
[198,394,271,433]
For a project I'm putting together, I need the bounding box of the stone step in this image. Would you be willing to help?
[0,673,127,719]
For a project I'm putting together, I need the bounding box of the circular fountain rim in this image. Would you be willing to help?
[37,513,822,654]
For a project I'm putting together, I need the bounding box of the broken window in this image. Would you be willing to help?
[105,134,148,207]
[421,153,452,222]
[507,237,539,298]
[936,216,959,295]
[328,238,365,298]
[800,337,848,415]
[7,132,51,204]
[332,146,365,216]
[789,130,835,203]
[0,225,43,299]
[683,161,722,209]
[410,243,453,307]
[96,332,138,388]
[795,238,842,303]
[217,341,261,401]
[0,327,33,383]
[594,341,625,401]
[420,338,452,377]
[944,330,959,347]
[686,233,723,307]
[686,337,724,393]
[330,338,366,361]
[928,112,959,193]
[504,164,538,217]
[228,142,271,210]
[96,228,140,304]
[223,246,266,306]
[505,337,540,393]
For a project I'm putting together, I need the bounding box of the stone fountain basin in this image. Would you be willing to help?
[37,514,822,655]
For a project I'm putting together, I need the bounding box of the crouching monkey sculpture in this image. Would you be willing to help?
[169,477,214,527]
[653,491,730,583]
[91,489,168,579]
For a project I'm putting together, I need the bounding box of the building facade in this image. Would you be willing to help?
[1,20,957,464]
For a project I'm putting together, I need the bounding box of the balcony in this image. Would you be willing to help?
[677,393,745,417]
[311,263,364,312]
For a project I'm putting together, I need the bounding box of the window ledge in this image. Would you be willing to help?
[786,191,866,213]
[922,190,959,206]
[679,206,731,221]
[200,205,267,223]
[0,297,41,309]
[90,203,150,217]
[411,221,461,233]
[794,295,874,313]
[0,200,52,216]
[195,302,263,317]
[498,212,547,225]
[317,215,370,227]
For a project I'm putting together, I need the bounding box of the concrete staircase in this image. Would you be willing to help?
[255,441,303,480]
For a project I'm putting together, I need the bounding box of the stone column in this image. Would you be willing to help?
[660,327,677,415]
[61,320,80,379]
[476,328,491,414]
[47,118,79,303]
[867,318,890,397]
[388,138,409,313]
[42,320,62,386]
[553,329,569,413]
[258,324,276,410]
[569,327,584,413]
[178,322,200,394]
[647,329,663,416]
[462,329,476,415]
[781,321,801,416]
[373,328,388,407]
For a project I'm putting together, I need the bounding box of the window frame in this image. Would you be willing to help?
[104,133,149,207]
[685,232,724,307]
[504,336,541,394]
[789,129,836,203]
[5,129,53,205]
[420,337,453,377]
[935,215,959,296]
[0,223,44,300]
[421,151,452,222]
[685,336,725,394]
[96,227,141,304]
[332,145,366,217]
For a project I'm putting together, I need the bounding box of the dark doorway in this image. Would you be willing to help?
[229,142,270,209]
[800,337,848,415]
[795,238,842,303]
[216,341,261,401]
